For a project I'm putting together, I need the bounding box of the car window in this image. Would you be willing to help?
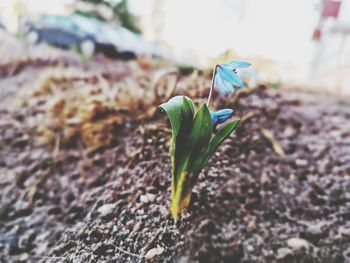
[42,16,75,31]
[71,16,98,34]
[42,16,58,27]
[56,17,76,31]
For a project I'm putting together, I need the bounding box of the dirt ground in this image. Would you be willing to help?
[1,31,350,263]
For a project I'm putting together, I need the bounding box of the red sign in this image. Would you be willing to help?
[321,0,342,18]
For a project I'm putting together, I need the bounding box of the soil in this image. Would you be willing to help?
[1,31,350,263]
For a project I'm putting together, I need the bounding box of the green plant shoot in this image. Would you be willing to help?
[159,60,251,220]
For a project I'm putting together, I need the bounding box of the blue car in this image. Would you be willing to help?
[24,14,135,58]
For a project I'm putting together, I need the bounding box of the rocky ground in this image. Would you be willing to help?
[1,31,350,263]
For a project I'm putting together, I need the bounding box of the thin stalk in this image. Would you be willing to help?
[207,65,218,107]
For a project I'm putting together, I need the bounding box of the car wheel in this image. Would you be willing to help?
[79,39,95,57]
[26,30,40,45]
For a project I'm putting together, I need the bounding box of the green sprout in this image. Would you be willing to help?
[159,60,251,220]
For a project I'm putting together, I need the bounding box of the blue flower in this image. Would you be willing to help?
[210,108,234,129]
[214,60,251,95]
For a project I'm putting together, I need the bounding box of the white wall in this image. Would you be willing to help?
[310,0,350,94]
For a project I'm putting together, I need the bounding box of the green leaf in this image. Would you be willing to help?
[187,103,213,169]
[159,96,194,144]
[197,118,240,171]
[171,103,213,219]
[159,96,194,209]
[175,103,213,181]
[172,97,194,189]
[171,171,192,220]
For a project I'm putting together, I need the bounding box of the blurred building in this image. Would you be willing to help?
[311,0,350,94]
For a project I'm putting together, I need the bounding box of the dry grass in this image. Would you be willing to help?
[16,59,209,150]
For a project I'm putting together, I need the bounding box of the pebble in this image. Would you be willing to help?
[283,126,296,138]
[140,193,156,203]
[144,245,165,260]
[97,203,116,217]
[287,237,309,249]
[338,226,350,237]
[246,245,254,252]
[295,159,308,167]
[140,195,149,203]
[18,253,29,261]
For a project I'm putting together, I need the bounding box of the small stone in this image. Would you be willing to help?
[146,193,156,202]
[18,253,29,261]
[289,174,296,181]
[338,226,350,237]
[144,248,158,259]
[295,159,308,167]
[287,237,309,249]
[97,203,116,217]
[247,245,254,252]
[140,193,156,203]
[140,195,149,203]
[144,245,164,260]
[283,126,296,138]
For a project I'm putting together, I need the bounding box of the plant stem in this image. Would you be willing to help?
[207,65,218,107]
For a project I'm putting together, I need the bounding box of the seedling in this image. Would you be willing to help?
[160,61,251,220]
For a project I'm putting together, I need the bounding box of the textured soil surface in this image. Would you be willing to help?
[1,31,350,263]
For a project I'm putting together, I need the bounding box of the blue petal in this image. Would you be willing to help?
[217,65,243,88]
[223,60,251,70]
[214,73,235,95]
[216,109,234,123]
[210,111,218,126]
[210,108,234,127]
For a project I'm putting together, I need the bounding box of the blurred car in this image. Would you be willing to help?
[23,14,171,60]
[24,14,137,58]
[99,24,166,58]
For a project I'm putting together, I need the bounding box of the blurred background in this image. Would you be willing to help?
[0,0,349,95]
